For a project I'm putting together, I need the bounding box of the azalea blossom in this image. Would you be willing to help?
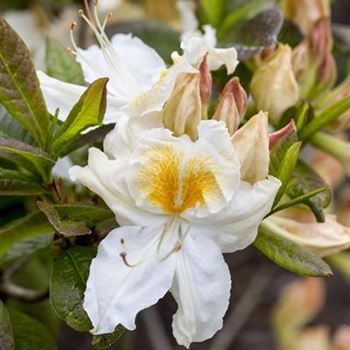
[38,2,196,123]
[70,119,280,347]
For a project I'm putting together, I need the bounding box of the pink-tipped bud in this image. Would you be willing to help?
[269,119,297,149]
[199,56,212,105]
[212,77,247,135]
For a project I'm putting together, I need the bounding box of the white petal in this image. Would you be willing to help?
[37,71,86,120]
[177,0,199,34]
[84,225,177,334]
[171,234,231,347]
[207,47,239,74]
[189,177,281,253]
[103,112,163,159]
[69,148,166,226]
[37,71,125,124]
[124,59,197,117]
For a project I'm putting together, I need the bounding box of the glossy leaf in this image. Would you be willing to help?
[50,246,96,331]
[0,105,35,145]
[0,301,15,350]
[92,325,125,349]
[50,78,108,156]
[255,223,333,277]
[8,308,56,350]
[0,136,55,182]
[299,95,350,140]
[273,142,301,206]
[0,168,47,195]
[106,21,180,64]
[37,199,91,237]
[45,37,85,85]
[0,18,49,148]
[286,161,331,222]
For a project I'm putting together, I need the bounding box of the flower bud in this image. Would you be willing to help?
[212,77,247,134]
[263,213,350,257]
[231,111,269,184]
[162,72,201,140]
[251,45,299,124]
[199,56,212,119]
[269,120,296,149]
[281,0,330,35]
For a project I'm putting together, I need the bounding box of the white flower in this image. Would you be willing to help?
[175,1,239,74]
[37,3,195,123]
[70,119,280,347]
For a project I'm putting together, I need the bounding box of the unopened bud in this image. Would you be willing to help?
[212,77,247,135]
[231,111,270,184]
[162,72,201,140]
[199,56,212,119]
[269,120,297,149]
[251,45,299,124]
[282,0,330,35]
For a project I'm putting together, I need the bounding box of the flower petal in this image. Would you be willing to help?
[171,234,231,348]
[69,147,166,226]
[37,71,86,120]
[84,225,177,334]
[207,47,239,74]
[189,177,281,253]
[37,71,125,123]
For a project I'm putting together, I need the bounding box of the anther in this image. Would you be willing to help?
[94,0,99,6]
[175,241,182,252]
[120,252,134,267]
[78,9,84,17]
[70,22,77,31]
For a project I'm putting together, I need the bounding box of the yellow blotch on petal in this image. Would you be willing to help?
[136,145,219,213]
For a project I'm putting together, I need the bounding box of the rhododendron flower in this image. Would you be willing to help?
[70,119,280,347]
[37,2,195,123]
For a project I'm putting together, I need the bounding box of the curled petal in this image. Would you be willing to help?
[171,234,231,348]
[188,177,281,253]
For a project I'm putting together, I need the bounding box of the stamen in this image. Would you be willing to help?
[83,0,94,25]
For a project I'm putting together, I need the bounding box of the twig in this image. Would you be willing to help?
[141,306,173,350]
[0,258,49,302]
[209,265,275,350]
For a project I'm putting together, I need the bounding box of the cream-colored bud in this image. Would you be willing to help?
[212,77,247,135]
[281,0,330,35]
[231,111,269,184]
[263,214,350,257]
[162,72,201,140]
[251,45,299,124]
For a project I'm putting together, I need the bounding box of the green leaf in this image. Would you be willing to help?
[0,18,49,148]
[8,308,56,350]
[295,102,311,132]
[0,136,55,182]
[273,142,301,205]
[0,211,52,267]
[106,21,180,64]
[221,8,283,60]
[255,223,333,277]
[92,325,125,349]
[0,301,15,350]
[286,161,331,222]
[37,199,91,237]
[50,78,108,156]
[267,186,329,217]
[200,0,225,27]
[0,105,35,145]
[50,246,96,331]
[299,95,350,140]
[45,37,85,85]
[0,204,113,268]
[0,168,47,195]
